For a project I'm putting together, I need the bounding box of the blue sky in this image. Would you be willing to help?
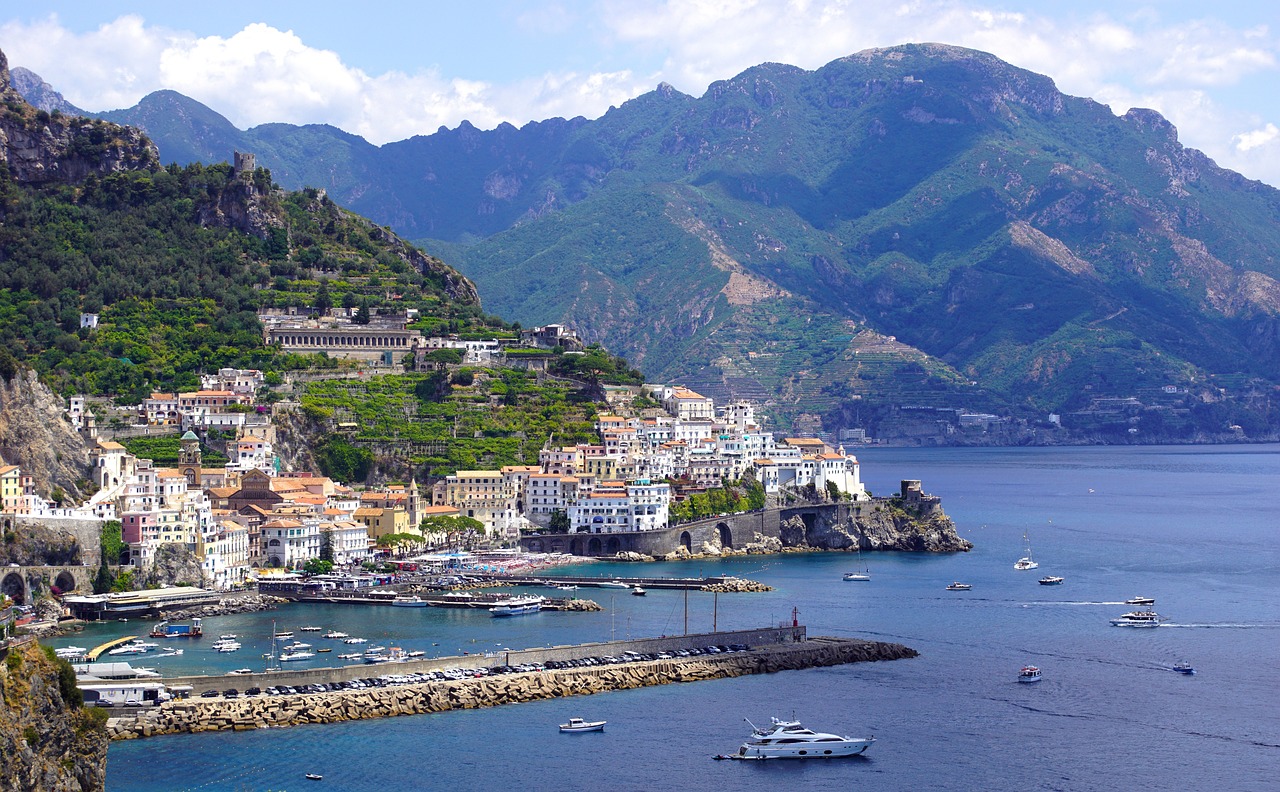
[3,1,1280,185]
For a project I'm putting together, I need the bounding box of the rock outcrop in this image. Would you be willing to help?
[0,370,91,501]
[140,543,206,589]
[0,639,108,791]
[778,497,972,553]
[0,522,83,567]
[107,636,915,740]
[1,49,156,185]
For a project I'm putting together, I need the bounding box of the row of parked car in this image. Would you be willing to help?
[203,644,752,699]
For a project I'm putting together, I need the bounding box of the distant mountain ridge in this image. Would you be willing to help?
[14,45,1280,438]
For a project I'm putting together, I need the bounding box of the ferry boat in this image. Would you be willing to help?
[489,596,544,617]
[719,717,874,760]
[391,595,428,607]
[1018,665,1042,683]
[1110,610,1164,627]
[559,717,606,733]
[1038,576,1064,586]
[150,618,203,638]
[1125,596,1156,606]
[945,582,972,591]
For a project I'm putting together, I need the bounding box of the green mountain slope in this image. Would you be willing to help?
[31,44,1280,436]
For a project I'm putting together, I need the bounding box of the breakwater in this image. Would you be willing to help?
[107,635,917,740]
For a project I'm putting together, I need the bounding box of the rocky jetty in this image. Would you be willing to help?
[701,578,772,593]
[1,638,108,791]
[547,598,602,612]
[159,593,286,621]
[107,636,915,740]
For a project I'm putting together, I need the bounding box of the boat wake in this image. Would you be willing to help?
[1022,601,1129,606]
[1158,622,1280,629]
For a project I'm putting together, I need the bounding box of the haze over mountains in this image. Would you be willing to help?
[18,44,1280,439]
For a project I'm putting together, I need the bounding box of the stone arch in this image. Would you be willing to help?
[680,531,692,552]
[717,523,733,549]
[606,537,621,555]
[587,537,602,556]
[570,538,584,556]
[527,539,544,553]
[2,571,25,605]
[54,570,77,594]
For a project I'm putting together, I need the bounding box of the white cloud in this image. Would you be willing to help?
[1234,123,1279,152]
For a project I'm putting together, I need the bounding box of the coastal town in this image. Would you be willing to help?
[2,321,870,602]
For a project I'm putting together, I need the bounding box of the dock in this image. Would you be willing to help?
[477,574,745,591]
[86,635,140,661]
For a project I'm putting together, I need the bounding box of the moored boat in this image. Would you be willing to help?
[1014,531,1038,570]
[150,618,203,638]
[945,582,972,591]
[598,581,631,589]
[489,595,544,616]
[1038,575,1064,585]
[559,717,606,733]
[323,631,349,639]
[723,717,874,760]
[391,595,428,607]
[299,626,323,632]
[279,650,315,662]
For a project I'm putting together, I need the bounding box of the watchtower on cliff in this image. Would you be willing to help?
[233,151,256,178]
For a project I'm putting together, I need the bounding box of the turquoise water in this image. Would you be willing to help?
[91,445,1280,791]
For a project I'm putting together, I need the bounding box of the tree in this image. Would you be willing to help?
[548,509,570,534]
[341,291,358,311]
[354,301,371,325]
[319,530,334,563]
[314,280,332,313]
[303,558,333,575]
[825,480,842,502]
[100,520,126,565]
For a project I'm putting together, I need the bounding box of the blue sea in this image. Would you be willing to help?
[83,445,1279,791]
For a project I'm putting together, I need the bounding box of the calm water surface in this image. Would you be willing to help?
[92,445,1280,791]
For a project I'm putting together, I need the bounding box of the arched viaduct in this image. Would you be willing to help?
[1,565,93,607]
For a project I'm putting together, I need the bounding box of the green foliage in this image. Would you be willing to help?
[547,509,570,534]
[110,570,135,593]
[419,515,484,536]
[39,645,83,708]
[121,436,227,465]
[669,483,756,523]
[302,558,333,575]
[92,563,114,595]
[314,435,374,483]
[100,520,126,565]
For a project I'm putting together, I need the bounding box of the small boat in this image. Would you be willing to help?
[945,582,972,591]
[1038,576,1064,585]
[723,717,874,759]
[299,626,323,632]
[843,548,871,581]
[338,652,363,659]
[598,581,631,589]
[1018,665,1042,683]
[365,646,386,654]
[1110,610,1164,627]
[274,632,294,640]
[559,717,607,733]
[218,634,238,640]
[1172,663,1196,675]
[305,774,323,781]
[407,650,426,657]
[554,585,579,591]
[316,648,332,653]
[1014,530,1038,570]
[226,668,253,675]
[216,644,241,653]
[344,638,367,644]
[279,651,315,662]
[285,642,312,650]
[323,631,349,639]
[391,595,428,607]
[631,587,647,596]
[1125,596,1156,606]
[54,646,87,658]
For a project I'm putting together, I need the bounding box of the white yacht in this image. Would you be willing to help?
[1110,610,1163,627]
[1124,596,1156,606]
[323,631,350,639]
[721,717,875,760]
[391,595,428,607]
[490,595,544,617]
[843,548,871,581]
[598,581,631,589]
[945,582,972,591]
[279,650,315,662]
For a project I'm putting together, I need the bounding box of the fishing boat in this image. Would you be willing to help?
[1172,662,1196,675]
[1014,531,1038,570]
[1038,575,1064,585]
[559,717,607,733]
[945,582,972,591]
[1018,665,1042,683]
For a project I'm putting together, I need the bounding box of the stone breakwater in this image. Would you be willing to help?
[160,593,287,621]
[107,637,916,740]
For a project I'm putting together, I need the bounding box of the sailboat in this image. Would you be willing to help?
[1014,531,1038,570]
[843,547,871,581]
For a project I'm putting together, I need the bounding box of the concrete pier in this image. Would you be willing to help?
[107,631,918,740]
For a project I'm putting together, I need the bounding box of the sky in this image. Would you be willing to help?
[2,1,1279,185]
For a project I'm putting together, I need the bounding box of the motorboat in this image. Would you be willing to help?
[407,650,426,657]
[274,632,294,640]
[1172,663,1196,675]
[344,638,367,644]
[54,646,87,658]
[1110,610,1163,627]
[631,586,647,596]
[720,717,874,760]
[490,596,544,617]
[365,646,386,654]
[216,643,241,653]
[1018,665,1042,683]
[279,651,315,662]
[299,626,323,632]
[945,582,972,591]
[391,595,428,607]
[316,648,332,653]
[1014,530,1038,570]
[559,717,606,733]
[598,581,631,589]
[305,774,323,781]
[555,585,579,591]
[218,634,238,640]
[1125,596,1156,606]
[337,652,363,660]
[323,631,349,639]
[285,642,312,650]
[108,643,152,657]
[226,668,253,675]
[1038,576,1064,586]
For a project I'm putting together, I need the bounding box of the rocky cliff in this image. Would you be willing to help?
[1,49,156,185]
[0,639,108,791]
[777,496,972,553]
[0,370,90,501]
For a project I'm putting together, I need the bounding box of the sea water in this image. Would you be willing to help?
[95,445,1280,791]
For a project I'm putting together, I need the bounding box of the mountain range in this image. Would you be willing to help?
[14,44,1280,439]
